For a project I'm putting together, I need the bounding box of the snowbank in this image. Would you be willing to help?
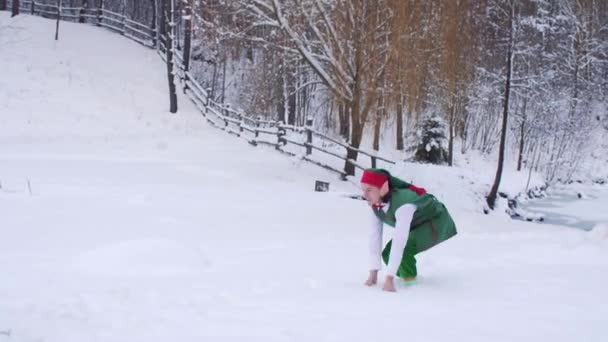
[589,223,608,241]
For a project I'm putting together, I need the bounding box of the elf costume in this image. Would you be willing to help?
[362,168,457,280]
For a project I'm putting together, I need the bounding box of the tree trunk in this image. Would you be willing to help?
[344,95,364,176]
[11,0,19,17]
[287,70,296,126]
[277,54,296,125]
[277,58,286,122]
[210,59,218,100]
[55,1,61,40]
[448,102,455,167]
[296,61,309,126]
[221,51,227,104]
[151,0,157,47]
[396,95,404,151]
[516,98,527,171]
[174,0,181,50]
[338,101,350,140]
[372,111,381,151]
[487,1,514,210]
[164,0,178,113]
[182,0,193,73]
[373,68,386,152]
[121,0,126,31]
[159,0,166,52]
[345,115,362,177]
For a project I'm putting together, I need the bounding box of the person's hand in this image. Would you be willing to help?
[382,275,396,292]
[364,270,378,286]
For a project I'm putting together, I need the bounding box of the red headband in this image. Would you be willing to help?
[360,170,388,188]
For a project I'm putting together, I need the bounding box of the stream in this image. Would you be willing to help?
[519,183,608,231]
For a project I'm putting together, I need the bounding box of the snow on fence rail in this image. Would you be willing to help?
[1,4,397,180]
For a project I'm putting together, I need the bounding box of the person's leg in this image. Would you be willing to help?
[382,239,417,279]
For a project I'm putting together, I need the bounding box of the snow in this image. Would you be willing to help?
[1,13,608,342]
[589,223,608,241]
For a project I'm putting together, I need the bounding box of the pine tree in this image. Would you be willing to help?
[410,113,449,165]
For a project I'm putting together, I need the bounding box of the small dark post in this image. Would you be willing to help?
[306,117,313,155]
[371,155,377,168]
[314,181,330,192]
[31,0,35,14]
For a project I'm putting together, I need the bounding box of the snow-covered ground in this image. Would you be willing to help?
[1,13,607,342]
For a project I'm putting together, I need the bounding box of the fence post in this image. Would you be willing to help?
[305,117,313,155]
[203,87,211,116]
[371,155,377,168]
[78,2,86,23]
[31,0,34,14]
[238,114,244,134]
[255,116,261,139]
[97,0,102,26]
[276,122,286,150]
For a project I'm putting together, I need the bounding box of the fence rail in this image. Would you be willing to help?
[1,3,398,180]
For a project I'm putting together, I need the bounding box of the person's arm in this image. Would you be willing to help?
[386,204,417,276]
[382,204,416,292]
[369,211,383,271]
[365,211,383,286]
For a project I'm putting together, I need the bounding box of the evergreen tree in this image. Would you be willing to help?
[410,113,449,165]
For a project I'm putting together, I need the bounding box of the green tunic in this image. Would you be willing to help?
[369,168,457,255]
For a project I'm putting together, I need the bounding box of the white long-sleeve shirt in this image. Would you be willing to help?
[369,203,417,276]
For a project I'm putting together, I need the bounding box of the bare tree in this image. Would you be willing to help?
[55,1,62,41]
[244,0,392,175]
[182,0,194,74]
[163,0,178,113]
[487,0,514,210]
[147,0,604,184]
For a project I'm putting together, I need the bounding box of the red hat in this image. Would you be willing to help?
[360,169,388,188]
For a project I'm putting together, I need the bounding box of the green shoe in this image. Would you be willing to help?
[401,276,417,285]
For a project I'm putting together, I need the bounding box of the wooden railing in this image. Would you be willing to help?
[3,1,398,180]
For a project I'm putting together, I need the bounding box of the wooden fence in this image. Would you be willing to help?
[3,1,398,180]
